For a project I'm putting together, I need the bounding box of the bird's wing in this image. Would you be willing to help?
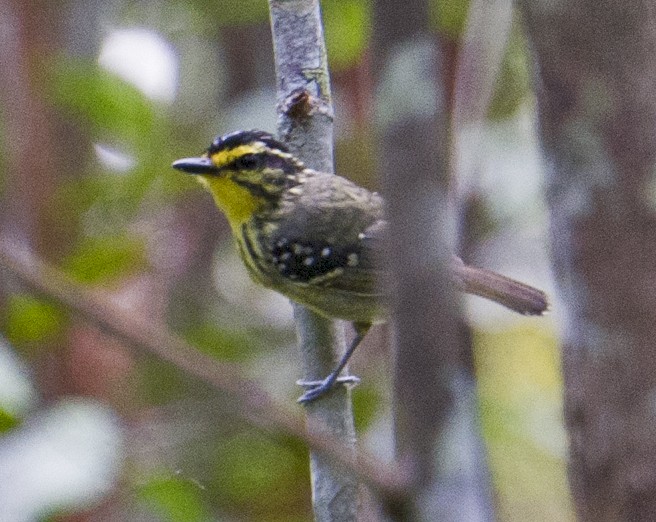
[264,218,387,297]
[308,218,387,296]
[264,172,388,297]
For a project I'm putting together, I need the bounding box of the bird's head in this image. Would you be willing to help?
[172,130,304,227]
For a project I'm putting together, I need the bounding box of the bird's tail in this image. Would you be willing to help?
[452,259,549,316]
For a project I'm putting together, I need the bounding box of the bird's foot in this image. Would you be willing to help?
[296,375,360,403]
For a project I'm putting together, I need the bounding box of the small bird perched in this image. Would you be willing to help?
[173,130,548,403]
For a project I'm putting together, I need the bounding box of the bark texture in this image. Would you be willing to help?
[267,1,358,521]
[521,2,656,520]
[373,1,493,520]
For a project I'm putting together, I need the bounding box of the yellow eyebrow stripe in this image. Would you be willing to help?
[209,143,267,168]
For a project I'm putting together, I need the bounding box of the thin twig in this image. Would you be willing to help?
[0,243,407,499]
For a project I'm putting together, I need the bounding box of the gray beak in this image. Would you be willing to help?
[171,156,218,175]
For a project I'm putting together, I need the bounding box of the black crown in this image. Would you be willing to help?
[208,130,289,155]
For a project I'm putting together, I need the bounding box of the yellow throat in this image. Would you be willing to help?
[196,175,264,231]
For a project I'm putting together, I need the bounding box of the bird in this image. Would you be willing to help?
[172,130,548,403]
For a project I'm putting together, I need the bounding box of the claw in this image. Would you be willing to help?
[296,322,370,404]
[296,375,360,403]
[296,375,360,388]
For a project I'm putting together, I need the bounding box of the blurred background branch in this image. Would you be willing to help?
[521,1,656,519]
[373,0,494,519]
[0,244,410,499]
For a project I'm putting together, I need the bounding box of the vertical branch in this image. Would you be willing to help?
[373,0,493,520]
[373,0,454,506]
[521,1,656,520]
[267,1,358,521]
[452,0,513,130]
[452,0,513,206]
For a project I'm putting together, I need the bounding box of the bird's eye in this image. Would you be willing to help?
[235,154,261,170]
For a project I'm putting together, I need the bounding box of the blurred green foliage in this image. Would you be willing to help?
[138,475,214,522]
[137,357,204,407]
[212,432,310,520]
[0,408,19,433]
[214,0,270,26]
[323,0,371,70]
[183,323,263,361]
[432,0,470,37]
[51,60,179,194]
[487,21,531,120]
[351,381,383,432]
[63,235,147,284]
[475,325,573,521]
[4,295,66,347]
[211,0,372,71]
[51,60,156,144]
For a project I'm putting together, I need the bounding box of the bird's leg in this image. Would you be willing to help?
[297,322,371,403]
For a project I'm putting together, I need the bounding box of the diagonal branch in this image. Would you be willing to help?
[0,242,407,500]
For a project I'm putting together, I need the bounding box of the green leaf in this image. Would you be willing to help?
[49,59,156,143]
[487,25,531,120]
[213,433,308,515]
[215,0,269,26]
[431,0,470,38]
[183,323,260,361]
[0,408,20,433]
[352,382,382,432]
[63,235,147,285]
[323,0,371,70]
[4,295,66,346]
[138,476,213,522]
